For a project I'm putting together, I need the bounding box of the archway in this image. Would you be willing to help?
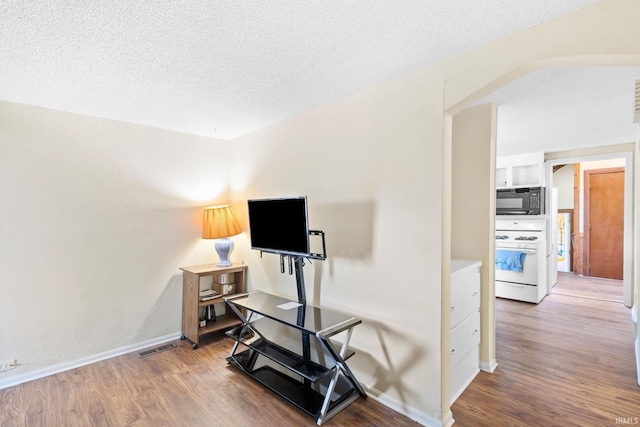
[443,59,640,422]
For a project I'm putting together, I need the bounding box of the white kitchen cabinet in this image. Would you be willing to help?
[450,259,482,404]
[496,152,545,188]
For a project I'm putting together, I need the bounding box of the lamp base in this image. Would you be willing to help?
[215,238,234,267]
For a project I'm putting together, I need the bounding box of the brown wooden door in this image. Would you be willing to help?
[585,168,624,279]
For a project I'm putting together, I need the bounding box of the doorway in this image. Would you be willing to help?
[444,63,640,407]
[546,154,632,307]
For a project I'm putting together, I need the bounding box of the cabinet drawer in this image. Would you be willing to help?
[451,273,480,329]
[450,346,480,404]
[450,312,480,368]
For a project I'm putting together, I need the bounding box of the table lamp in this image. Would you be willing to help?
[202,205,242,267]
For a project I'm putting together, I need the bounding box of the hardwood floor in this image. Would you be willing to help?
[2,273,636,426]
[552,271,624,302]
[0,332,419,427]
[451,289,638,426]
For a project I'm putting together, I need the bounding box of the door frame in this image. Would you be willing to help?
[545,152,633,307]
[557,208,573,272]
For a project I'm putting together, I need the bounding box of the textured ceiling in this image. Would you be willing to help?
[1,1,602,140]
[480,66,640,156]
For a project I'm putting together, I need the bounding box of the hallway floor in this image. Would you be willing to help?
[552,271,623,302]
[451,290,636,426]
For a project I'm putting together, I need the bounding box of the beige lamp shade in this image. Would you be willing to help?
[202,205,242,239]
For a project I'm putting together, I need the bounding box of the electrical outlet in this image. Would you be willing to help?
[0,359,17,372]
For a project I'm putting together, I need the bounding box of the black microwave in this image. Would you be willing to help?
[496,187,545,215]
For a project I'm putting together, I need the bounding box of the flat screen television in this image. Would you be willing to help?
[248,196,310,257]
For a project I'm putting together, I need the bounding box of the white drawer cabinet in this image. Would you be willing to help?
[451,271,480,329]
[451,347,480,403]
[450,260,482,404]
[451,312,481,367]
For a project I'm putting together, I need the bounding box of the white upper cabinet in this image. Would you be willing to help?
[496,152,545,188]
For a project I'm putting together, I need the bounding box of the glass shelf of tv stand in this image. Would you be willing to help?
[224,290,361,337]
[225,316,356,380]
[223,290,366,424]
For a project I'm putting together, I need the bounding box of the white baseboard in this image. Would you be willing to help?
[632,305,640,386]
[0,332,181,390]
[441,410,455,427]
[480,359,498,373]
[635,336,640,386]
[364,384,443,427]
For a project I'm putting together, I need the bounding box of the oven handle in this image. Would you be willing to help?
[496,248,538,254]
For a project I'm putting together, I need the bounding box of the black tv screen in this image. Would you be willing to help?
[248,196,310,256]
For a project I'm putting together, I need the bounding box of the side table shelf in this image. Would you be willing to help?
[180,263,247,349]
[224,291,366,425]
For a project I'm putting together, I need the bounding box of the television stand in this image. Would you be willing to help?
[224,291,367,425]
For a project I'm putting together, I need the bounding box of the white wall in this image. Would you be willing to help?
[1,1,640,426]
[451,104,497,372]
[0,101,230,382]
[229,69,444,423]
[553,165,574,210]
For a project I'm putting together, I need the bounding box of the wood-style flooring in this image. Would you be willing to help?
[0,332,419,427]
[1,273,636,426]
[552,271,624,302]
[452,273,638,426]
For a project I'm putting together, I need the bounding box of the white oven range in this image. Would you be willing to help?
[495,219,548,304]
